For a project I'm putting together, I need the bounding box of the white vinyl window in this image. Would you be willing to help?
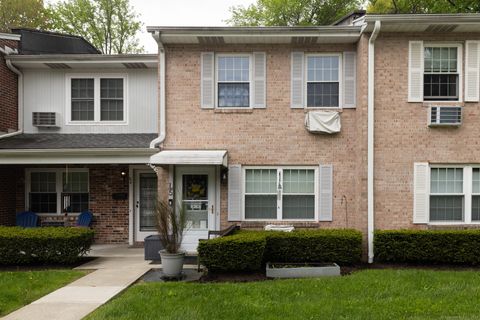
[216,55,251,108]
[306,54,341,108]
[472,168,480,221]
[26,169,89,215]
[244,167,317,220]
[66,74,127,124]
[430,167,464,222]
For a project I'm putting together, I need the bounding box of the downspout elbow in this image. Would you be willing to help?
[149,31,166,149]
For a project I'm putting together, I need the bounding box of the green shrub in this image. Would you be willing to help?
[0,226,94,265]
[198,229,363,272]
[198,231,266,272]
[375,229,480,264]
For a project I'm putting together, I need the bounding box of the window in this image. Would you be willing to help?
[217,55,250,108]
[27,169,89,214]
[430,168,464,222]
[244,167,317,220]
[472,169,480,221]
[424,46,460,101]
[306,55,340,107]
[67,75,126,123]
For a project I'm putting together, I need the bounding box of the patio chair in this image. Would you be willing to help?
[76,210,93,227]
[16,211,39,228]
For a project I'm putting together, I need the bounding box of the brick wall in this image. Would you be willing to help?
[0,38,18,133]
[0,166,21,225]
[160,43,369,233]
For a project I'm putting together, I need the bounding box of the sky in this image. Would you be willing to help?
[46,0,256,53]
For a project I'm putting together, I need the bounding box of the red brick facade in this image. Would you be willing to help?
[0,38,18,133]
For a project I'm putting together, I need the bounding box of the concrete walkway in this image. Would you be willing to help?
[3,245,151,320]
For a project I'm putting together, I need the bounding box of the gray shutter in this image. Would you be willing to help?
[465,41,480,102]
[413,162,429,224]
[228,164,242,221]
[291,51,304,108]
[201,52,214,109]
[408,41,424,102]
[318,164,333,221]
[253,52,266,108]
[343,52,356,108]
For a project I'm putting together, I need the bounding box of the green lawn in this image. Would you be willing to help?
[0,269,86,316]
[87,269,480,320]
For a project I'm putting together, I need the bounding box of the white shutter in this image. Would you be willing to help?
[343,52,356,108]
[291,51,304,108]
[413,162,429,224]
[201,52,214,109]
[318,164,333,221]
[408,41,424,102]
[465,41,480,102]
[252,52,266,108]
[228,164,242,221]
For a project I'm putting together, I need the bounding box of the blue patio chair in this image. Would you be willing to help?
[76,211,93,227]
[16,211,38,228]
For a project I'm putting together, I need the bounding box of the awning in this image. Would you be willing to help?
[149,150,228,167]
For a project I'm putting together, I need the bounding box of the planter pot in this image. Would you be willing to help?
[159,250,185,277]
[266,262,340,279]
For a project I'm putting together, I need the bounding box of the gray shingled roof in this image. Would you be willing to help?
[0,134,157,149]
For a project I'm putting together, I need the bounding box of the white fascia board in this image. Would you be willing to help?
[0,32,21,41]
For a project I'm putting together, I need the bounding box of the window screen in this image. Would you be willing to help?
[306,56,340,107]
[30,172,57,213]
[100,78,124,121]
[217,56,250,108]
[424,47,459,101]
[62,172,89,213]
[282,169,315,219]
[71,79,94,121]
[244,169,277,219]
[430,168,464,221]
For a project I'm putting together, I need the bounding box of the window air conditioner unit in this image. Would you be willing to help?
[32,112,60,128]
[428,106,462,127]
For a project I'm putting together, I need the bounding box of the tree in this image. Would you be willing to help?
[49,0,143,54]
[0,0,50,33]
[226,0,363,26]
[367,0,480,14]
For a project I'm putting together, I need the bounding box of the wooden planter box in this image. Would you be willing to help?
[266,262,340,278]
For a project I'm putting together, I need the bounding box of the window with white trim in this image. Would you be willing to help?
[216,55,250,108]
[244,167,316,220]
[430,167,464,222]
[67,75,126,123]
[424,45,460,101]
[472,168,480,221]
[27,169,89,214]
[306,54,341,107]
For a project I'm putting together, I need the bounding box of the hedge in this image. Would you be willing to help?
[0,226,94,265]
[198,229,362,272]
[375,229,480,265]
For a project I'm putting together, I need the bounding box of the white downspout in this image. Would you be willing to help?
[149,31,166,149]
[0,51,23,139]
[367,20,381,264]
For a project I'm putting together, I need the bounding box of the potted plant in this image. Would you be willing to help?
[155,200,187,278]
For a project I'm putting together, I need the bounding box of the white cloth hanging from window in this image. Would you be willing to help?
[305,111,341,134]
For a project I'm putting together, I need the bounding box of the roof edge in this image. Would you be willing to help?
[0,32,21,41]
[146,25,362,34]
[7,53,158,62]
[365,13,480,23]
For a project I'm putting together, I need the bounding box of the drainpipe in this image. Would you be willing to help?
[149,31,166,149]
[0,50,23,139]
[367,21,381,263]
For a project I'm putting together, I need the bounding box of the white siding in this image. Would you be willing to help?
[23,69,158,133]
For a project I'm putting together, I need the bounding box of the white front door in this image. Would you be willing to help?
[175,166,217,253]
[134,170,158,241]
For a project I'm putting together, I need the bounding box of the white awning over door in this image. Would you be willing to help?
[149,150,228,167]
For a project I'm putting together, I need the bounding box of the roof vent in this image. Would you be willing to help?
[429,106,462,127]
[122,62,148,69]
[197,36,225,45]
[291,37,318,45]
[45,63,71,69]
[425,24,458,33]
[32,112,60,128]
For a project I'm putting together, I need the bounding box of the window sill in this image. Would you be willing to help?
[422,101,464,107]
[303,107,343,113]
[213,108,254,114]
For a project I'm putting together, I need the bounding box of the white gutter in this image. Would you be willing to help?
[0,50,23,140]
[149,31,166,149]
[367,20,381,264]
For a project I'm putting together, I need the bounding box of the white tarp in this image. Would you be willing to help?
[305,111,341,134]
[149,150,228,166]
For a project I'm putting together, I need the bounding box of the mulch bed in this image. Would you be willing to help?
[0,256,96,271]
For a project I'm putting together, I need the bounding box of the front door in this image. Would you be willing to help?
[175,166,216,253]
[135,170,158,241]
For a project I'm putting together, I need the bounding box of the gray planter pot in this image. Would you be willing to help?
[266,262,340,278]
[159,250,185,277]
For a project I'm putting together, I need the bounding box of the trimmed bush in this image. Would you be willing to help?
[198,229,362,272]
[197,232,266,272]
[0,226,94,265]
[375,229,480,265]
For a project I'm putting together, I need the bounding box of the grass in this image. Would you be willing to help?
[0,269,86,316]
[87,269,480,320]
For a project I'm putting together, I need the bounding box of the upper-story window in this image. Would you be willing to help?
[67,74,127,124]
[306,54,341,108]
[424,46,460,101]
[216,55,250,108]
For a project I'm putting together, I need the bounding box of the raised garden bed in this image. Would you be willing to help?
[266,262,340,278]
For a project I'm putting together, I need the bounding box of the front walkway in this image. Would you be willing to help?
[3,245,151,320]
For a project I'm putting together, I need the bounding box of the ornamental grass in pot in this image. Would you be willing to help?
[155,200,187,278]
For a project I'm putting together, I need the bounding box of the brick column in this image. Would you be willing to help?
[156,165,169,204]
